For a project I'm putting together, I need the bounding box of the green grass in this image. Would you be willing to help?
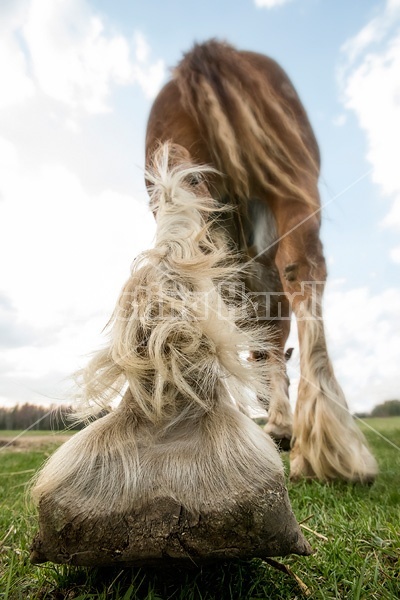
[358,416,400,434]
[1,419,399,599]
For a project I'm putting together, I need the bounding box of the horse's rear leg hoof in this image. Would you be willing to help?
[264,423,293,452]
[289,450,317,482]
[31,486,313,567]
[289,443,378,484]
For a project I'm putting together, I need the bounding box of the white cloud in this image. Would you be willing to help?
[0,0,165,118]
[390,246,400,263]
[254,0,293,8]
[0,150,155,405]
[286,282,400,414]
[0,37,35,109]
[132,60,166,100]
[335,2,400,414]
[0,1,166,407]
[381,198,400,231]
[24,0,131,113]
[0,159,155,328]
[134,31,150,63]
[0,2,35,110]
[325,284,400,412]
[341,0,400,63]
[0,137,19,197]
[132,31,166,99]
[340,1,400,232]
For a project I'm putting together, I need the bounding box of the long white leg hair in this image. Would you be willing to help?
[291,293,378,482]
[32,143,283,514]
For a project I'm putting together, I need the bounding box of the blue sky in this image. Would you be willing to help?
[0,0,399,413]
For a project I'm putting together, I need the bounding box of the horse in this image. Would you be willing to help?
[145,39,377,482]
[30,40,377,568]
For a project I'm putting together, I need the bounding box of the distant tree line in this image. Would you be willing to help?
[1,399,399,431]
[0,403,86,431]
[354,399,400,419]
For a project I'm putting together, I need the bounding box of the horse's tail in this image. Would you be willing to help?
[174,40,319,208]
[77,142,273,424]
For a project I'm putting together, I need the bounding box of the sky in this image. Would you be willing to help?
[0,0,399,414]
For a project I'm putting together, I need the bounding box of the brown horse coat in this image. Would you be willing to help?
[146,40,377,482]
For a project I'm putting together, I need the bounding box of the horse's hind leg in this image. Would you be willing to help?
[247,279,293,450]
[271,199,378,482]
[245,200,293,450]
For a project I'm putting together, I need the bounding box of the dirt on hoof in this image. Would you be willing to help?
[30,485,312,568]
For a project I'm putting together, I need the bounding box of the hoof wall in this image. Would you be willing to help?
[31,486,311,567]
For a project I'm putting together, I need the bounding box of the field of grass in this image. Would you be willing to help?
[0,418,399,599]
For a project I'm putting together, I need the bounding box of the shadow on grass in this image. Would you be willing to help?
[36,558,305,600]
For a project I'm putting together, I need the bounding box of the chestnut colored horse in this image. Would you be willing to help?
[146,40,377,482]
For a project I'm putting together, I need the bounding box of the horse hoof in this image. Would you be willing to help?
[31,488,312,567]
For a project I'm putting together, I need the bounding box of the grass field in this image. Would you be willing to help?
[0,418,399,599]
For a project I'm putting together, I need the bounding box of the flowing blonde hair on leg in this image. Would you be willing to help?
[32,143,283,514]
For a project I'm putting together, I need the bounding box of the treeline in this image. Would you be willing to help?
[355,399,400,419]
[1,399,399,431]
[0,403,85,431]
